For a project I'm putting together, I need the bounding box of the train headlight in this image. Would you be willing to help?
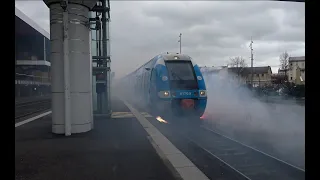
[164,91,169,96]
[162,76,168,81]
[158,91,171,98]
[199,90,206,97]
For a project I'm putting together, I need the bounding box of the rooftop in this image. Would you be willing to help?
[289,56,305,62]
[227,66,272,75]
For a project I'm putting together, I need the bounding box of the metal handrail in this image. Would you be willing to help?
[15,73,51,84]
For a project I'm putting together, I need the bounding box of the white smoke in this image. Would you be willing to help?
[203,72,305,169]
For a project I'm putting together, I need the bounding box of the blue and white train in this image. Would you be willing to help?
[120,53,207,118]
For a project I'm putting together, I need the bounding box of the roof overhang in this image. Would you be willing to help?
[15,7,50,39]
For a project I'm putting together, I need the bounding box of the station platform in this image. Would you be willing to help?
[15,97,177,180]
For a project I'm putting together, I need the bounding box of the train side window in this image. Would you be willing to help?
[152,69,158,82]
[143,72,148,94]
[150,69,157,91]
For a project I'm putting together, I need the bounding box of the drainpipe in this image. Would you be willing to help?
[61,0,71,136]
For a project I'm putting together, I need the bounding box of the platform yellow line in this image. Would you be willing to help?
[111,112,152,119]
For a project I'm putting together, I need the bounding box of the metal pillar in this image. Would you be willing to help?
[44,37,47,62]
[62,6,71,136]
[91,0,111,117]
[44,0,96,135]
[103,0,111,116]
[178,33,182,54]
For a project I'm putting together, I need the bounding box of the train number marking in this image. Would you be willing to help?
[180,92,192,96]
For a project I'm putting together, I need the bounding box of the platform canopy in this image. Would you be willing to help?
[15,7,50,65]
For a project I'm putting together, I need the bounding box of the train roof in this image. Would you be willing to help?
[160,53,192,61]
[123,53,193,79]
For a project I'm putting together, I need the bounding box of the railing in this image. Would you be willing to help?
[15,73,51,85]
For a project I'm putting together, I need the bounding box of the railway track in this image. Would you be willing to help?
[148,115,305,180]
[193,125,304,180]
[15,100,51,120]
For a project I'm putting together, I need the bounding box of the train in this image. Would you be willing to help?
[120,52,207,118]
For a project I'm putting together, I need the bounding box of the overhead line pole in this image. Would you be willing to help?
[178,33,182,54]
[250,37,254,87]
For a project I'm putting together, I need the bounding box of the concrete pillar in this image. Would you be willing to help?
[45,0,96,135]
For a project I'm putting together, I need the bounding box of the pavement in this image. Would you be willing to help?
[15,97,176,180]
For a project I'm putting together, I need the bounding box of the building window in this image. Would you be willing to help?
[290,77,292,80]
[262,74,264,77]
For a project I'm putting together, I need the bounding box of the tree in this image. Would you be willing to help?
[228,56,248,84]
[279,51,290,81]
[228,56,248,68]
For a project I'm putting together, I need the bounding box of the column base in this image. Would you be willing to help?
[52,123,92,134]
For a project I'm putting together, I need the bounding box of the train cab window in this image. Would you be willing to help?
[165,61,196,81]
[165,60,198,90]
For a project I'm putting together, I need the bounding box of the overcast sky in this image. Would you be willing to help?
[16,1,304,78]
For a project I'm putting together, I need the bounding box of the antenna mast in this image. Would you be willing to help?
[250,37,254,86]
[178,33,182,54]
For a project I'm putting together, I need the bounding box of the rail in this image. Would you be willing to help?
[147,114,305,180]
[197,126,305,180]
[15,95,51,105]
[15,99,51,120]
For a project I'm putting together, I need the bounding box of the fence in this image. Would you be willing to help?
[15,73,51,85]
[15,73,51,98]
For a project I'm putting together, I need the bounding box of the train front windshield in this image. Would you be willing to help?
[165,61,198,90]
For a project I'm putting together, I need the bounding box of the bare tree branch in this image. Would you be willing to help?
[228,56,248,68]
[279,51,290,80]
[228,56,248,78]
[279,51,289,70]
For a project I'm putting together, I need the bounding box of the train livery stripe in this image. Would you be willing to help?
[193,64,206,90]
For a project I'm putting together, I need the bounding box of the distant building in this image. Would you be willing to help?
[271,74,287,84]
[278,69,287,76]
[200,66,272,87]
[288,56,305,85]
[200,66,227,75]
[228,66,272,87]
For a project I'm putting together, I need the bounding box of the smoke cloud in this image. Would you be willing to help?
[202,72,305,169]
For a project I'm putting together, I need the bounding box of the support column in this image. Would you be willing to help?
[45,0,96,135]
[91,0,112,117]
[101,0,111,116]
